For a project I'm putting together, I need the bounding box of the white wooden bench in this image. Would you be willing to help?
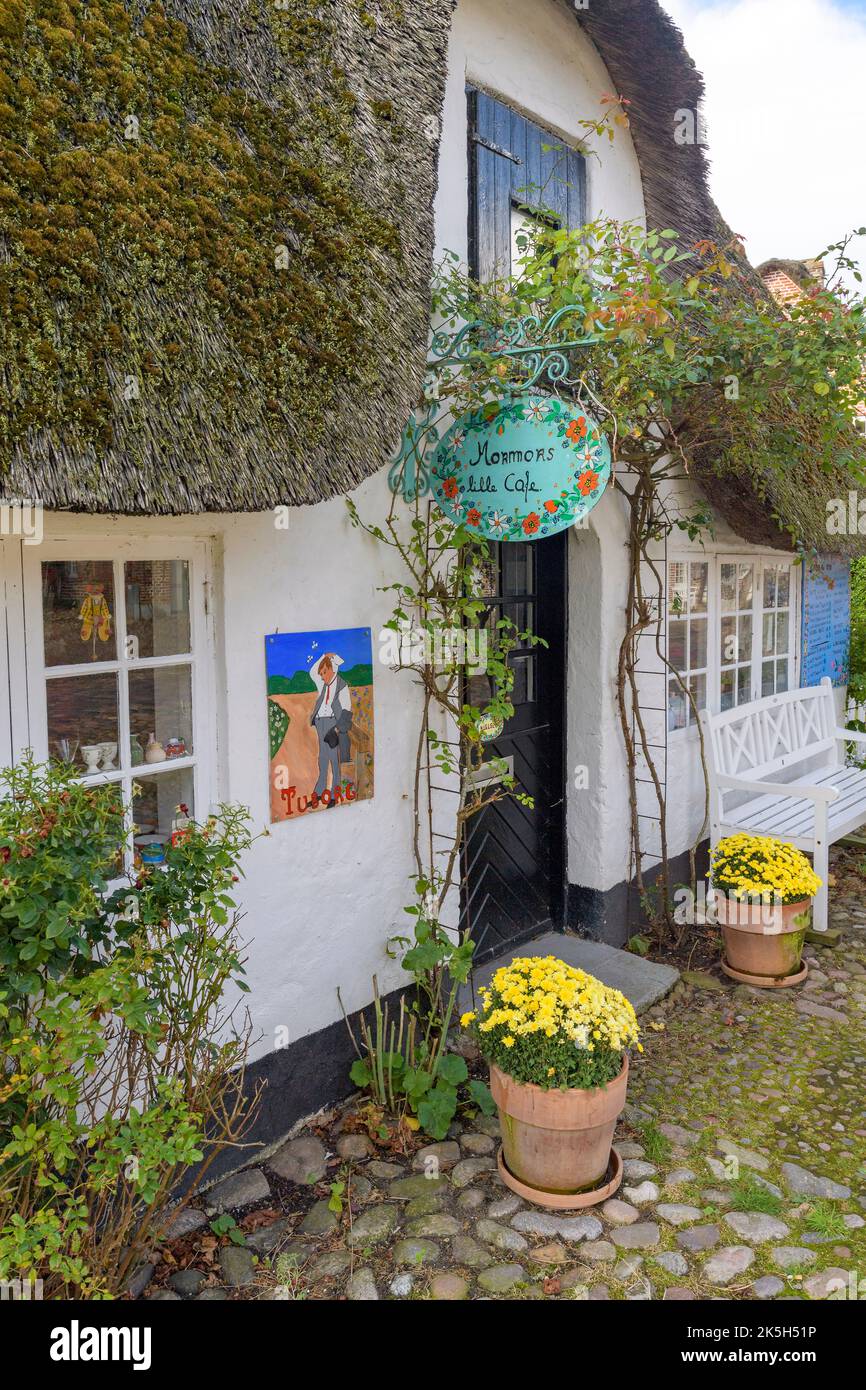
[699,678,866,932]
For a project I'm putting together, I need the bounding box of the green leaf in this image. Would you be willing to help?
[417,1083,458,1140]
[436,1053,468,1085]
[467,1078,497,1116]
[349,1059,372,1088]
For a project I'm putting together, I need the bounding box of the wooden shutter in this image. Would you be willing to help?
[467,86,586,283]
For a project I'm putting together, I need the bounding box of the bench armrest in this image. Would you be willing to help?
[717,774,839,804]
[837,726,866,744]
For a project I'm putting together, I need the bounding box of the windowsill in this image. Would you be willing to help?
[73,753,196,783]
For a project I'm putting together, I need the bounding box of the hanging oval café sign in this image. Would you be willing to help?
[430,392,611,542]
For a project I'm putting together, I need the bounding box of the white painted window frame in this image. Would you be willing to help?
[667,552,801,737]
[4,535,217,872]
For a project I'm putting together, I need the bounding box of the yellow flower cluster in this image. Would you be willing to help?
[461,955,640,1053]
[710,833,821,904]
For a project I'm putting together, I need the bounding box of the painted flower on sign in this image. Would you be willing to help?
[566,416,588,442]
[577,469,599,496]
[523,512,541,535]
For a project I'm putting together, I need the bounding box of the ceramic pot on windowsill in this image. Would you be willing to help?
[715,893,811,988]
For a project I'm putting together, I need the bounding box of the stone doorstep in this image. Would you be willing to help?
[457,931,679,1016]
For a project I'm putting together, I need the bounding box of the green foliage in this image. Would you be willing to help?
[209,1213,247,1246]
[466,1078,496,1116]
[849,557,866,698]
[729,1175,784,1216]
[0,753,126,1006]
[805,1199,848,1238]
[0,759,258,1299]
[638,1120,673,1165]
[327,1180,346,1215]
[431,219,866,549]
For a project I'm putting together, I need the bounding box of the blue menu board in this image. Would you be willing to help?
[800,556,851,688]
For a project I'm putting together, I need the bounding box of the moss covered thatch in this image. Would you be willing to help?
[0,0,451,512]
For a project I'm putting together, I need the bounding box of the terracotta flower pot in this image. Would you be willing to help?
[490,1056,628,1197]
[715,893,811,986]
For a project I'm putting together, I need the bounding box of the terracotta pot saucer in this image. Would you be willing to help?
[721,959,809,989]
[496,1143,623,1210]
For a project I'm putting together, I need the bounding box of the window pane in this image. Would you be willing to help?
[669,619,687,672]
[720,615,736,664]
[738,615,752,662]
[762,613,775,658]
[720,669,735,712]
[502,546,533,597]
[42,561,116,666]
[775,610,789,656]
[689,562,708,614]
[125,561,191,659]
[689,672,706,717]
[669,562,687,615]
[763,565,777,609]
[502,602,532,638]
[737,665,752,705]
[720,564,737,612]
[132,765,195,861]
[738,564,754,611]
[776,568,790,607]
[47,672,119,774]
[129,665,194,764]
[668,679,687,731]
[762,659,775,697]
[776,658,789,692]
[510,654,533,704]
[689,618,707,669]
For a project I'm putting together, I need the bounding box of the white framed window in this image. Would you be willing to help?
[667,559,709,731]
[719,559,755,711]
[667,554,799,732]
[17,537,215,873]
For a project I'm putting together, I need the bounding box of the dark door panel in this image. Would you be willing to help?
[462,533,566,963]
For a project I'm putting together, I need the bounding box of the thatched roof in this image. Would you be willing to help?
[1,0,861,549]
[572,0,864,556]
[0,0,452,512]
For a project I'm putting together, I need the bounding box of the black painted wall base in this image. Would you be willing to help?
[199,984,408,1187]
[568,840,711,947]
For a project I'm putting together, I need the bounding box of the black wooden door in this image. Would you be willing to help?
[461,89,583,962]
[463,536,567,962]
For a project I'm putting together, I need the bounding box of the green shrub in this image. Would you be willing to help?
[0,757,260,1298]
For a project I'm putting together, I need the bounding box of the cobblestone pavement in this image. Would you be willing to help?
[144,852,866,1301]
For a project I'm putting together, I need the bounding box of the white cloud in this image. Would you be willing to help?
[661,0,866,281]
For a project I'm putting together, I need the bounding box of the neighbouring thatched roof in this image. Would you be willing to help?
[572,0,865,556]
[757,258,826,293]
[0,0,452,513]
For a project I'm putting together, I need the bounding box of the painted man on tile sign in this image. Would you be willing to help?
[309,652,354,802]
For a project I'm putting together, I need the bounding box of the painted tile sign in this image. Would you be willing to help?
[430,392,611,541]
[801,556,850,688]
[265,627,374,821]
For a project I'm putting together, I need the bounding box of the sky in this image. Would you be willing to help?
[265,627,372,680]
[660,0,866,285]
